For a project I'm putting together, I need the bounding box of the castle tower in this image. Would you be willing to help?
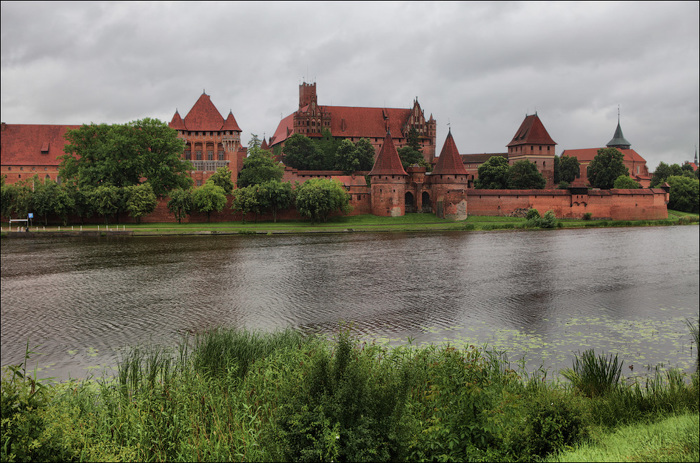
[507,113,557,187]
[430,129,469,219]
[368,131,408,217]
[169,92,242,186]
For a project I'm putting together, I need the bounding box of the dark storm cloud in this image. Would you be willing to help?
[2,1,698,169]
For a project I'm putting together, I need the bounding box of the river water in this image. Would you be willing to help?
[1,226,698,382]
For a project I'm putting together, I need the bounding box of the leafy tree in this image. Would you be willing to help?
[612,175,640,189]
[124,183,157,223]
[334,139,375,174]
[207,166,235,194]
[1,176,12,219]
[666,175,699,213]
[282,134,324,170]
[69,186,95,224]
[559,155,581,184]
[651,162,695,187]
[60,118,192,196]
[248,134,262,150]
[406,127,422,152]
[32,177,75,225]
[1,179,33,219]
[475,156,509,189]
[587,148,629,189]
[506,160,546,189]
[237,147,285,188]
[231,184,263,222]
[167,188,193,224]
[191,182,227,222]
[294,178,350,223]
[398,146,426,170]
[315,128,341,170]
[91,184,123,224]
[553,155,561,184]
[258,180,293,223]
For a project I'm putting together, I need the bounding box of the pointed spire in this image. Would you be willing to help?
[432,130,467,176]
[369,131,407,176]
[169,109,186,130]
[606,108,631,149]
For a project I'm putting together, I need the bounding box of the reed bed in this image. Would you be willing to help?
[2,326,699,462]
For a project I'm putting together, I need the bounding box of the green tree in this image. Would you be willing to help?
[475,156,509,189]
[1,179,33,219]
[60,118,192,196]
[559,155,581,184]
[231,184,263,222]
[167,188,193,224]
[587,148,629,189]
[1,176,12,219]
[32,177,75,225]
[258,180,293,223]
[666,175,700,213]
[506,160,546,189]
[69,186,95,224]
[333,139,376,174]
[315,128,341,170]
[207,166,235,194]
[613,175,640,189]
[91,184,123,224]
[354,138,377,172]
[398,146,426,170]
[651,162,695,187]
[294,178,351,223]
[191,182,227,222]
[237,147,285,188]
[124,183,157,223]
[406,126,422,152]
[282,134,324,170]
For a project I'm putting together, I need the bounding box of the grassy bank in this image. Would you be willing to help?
[2,210,698,236]
[2,327,698,462]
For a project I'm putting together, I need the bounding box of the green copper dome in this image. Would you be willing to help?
[606,121,631,149]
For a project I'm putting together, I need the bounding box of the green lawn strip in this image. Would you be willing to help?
[548,412,699,462]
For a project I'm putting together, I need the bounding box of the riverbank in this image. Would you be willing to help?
[2,210,698,237]
[2,327,698,462]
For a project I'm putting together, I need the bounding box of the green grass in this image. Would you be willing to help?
[2,326,699,462]
[2,210,697,236]
[548,412,699,462]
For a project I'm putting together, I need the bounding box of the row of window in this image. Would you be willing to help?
[185,151,225,161]
[180,131,238,137]
[5,166,50,171]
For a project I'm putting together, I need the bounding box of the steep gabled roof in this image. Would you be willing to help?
[182,93,225,131]
[432,130,468,175]
[1,124,81,166]
[369,131,407,176]
[507,113,557,147]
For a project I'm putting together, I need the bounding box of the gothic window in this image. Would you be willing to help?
[207,151,214,161]
[196,151,202,160]
[218,151,225,161]
[185,151,191,160]
[196,180,202,186]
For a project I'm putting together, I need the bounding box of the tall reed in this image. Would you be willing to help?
[561,349,623,397]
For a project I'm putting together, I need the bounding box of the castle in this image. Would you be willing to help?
[0,82,669,222]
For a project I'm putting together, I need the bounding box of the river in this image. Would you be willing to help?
[1,226,698,382]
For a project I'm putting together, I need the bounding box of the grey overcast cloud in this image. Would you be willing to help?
[1,1,698,170]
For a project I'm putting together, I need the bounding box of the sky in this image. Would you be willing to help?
[2,1,698,170]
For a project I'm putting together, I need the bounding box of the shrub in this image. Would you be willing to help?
[525,208,541,221]
[539,210,557,228]
[561,349,623,398]
[582,212,592,221]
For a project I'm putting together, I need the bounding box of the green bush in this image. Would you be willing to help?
[525,208,540,221]
[582,212,592,221]
[540,210,557,228]
[561,349,623,398]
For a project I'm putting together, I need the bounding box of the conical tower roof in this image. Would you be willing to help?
[369,131,407,176]
[183,92,225,131]
[432,129,467,176]
[222,110,241,132]
[169,110,186,130]
[507,113,556,147]
[606,120,631,149]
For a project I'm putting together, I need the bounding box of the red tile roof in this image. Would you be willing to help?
[271,105,413,145]
[369,132,407,176]
[561,147,647,164]
[432,130,468,176]
[170,93,241,132]
[507,114,556,147]
[1,124,80,166]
